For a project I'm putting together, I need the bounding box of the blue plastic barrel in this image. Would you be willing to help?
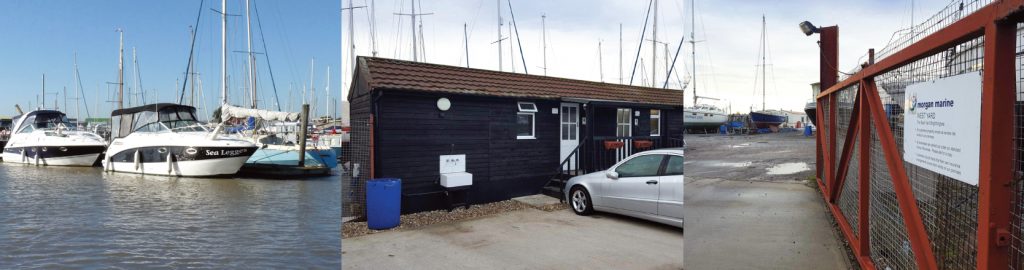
[366,178,401,230]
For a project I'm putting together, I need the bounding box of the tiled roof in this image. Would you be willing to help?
[357,57,684,106]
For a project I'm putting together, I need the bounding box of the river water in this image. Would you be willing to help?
[0,163,340,269]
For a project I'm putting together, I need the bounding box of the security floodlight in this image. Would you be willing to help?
[799,21,819,36]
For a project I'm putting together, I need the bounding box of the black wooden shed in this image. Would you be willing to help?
[346,56,685,214]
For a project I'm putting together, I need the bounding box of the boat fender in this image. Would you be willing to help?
[167,152,175,175]
[34,148,39,166]
[134,150,141,171]
[20,149,25,163]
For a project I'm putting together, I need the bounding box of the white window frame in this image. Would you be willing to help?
[650,109,661,136]
[517,102,538,113]
[516,112,536,139]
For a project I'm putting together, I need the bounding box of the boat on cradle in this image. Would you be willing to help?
[103,103,257,177]
[2,110,106,166]
[218,104,337,177]
[804,100,817,127]
[749,110,788,129]
[683,104,728,130]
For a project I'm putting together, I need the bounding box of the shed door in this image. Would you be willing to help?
[616,108,633,161]
[560,103,580,170]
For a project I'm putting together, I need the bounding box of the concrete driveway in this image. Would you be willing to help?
[342,207,684,270]
[683,133,851,269]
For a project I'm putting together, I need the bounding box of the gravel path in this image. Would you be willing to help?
[343,200,535,238]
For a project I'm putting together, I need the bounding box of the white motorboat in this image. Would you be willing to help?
[2,110,106,166]
[103,103,257,177]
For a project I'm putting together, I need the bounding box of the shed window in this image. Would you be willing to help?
[650,109,661,136]
[518,102,538,113]
[516,113,535,139]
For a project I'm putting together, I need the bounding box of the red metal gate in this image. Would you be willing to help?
[815,1,1024,269]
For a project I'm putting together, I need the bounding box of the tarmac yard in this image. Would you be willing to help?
[684,132,852,269]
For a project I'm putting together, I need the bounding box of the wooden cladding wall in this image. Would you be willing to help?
[374,90,560,213]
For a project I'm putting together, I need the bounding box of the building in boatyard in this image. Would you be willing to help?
[344,56,686,214]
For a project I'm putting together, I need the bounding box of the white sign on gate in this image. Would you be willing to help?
[902,72,981,186]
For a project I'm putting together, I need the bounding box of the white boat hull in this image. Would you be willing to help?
[104,132,257,177]
[105,156,251,177]
[2,152,101,166]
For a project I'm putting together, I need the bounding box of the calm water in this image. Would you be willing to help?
[0,163,340,269]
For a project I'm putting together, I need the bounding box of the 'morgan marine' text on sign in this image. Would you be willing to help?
[902,72,981,185]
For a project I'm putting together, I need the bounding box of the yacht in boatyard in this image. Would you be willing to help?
[103,103,257,176]
[2,110,107,166]
[683,104,728,130]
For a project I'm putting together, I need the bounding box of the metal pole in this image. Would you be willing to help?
[619,23,623,84]
[298,104,309,167]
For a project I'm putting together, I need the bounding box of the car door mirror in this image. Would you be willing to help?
[605,171,619,179]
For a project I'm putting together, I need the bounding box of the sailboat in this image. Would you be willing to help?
[749,15,787,129]
[220,0,336,176]
[681,0,727,131]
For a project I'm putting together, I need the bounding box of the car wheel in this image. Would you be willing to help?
[569,186,594,216]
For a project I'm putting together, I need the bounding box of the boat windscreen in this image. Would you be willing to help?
[32,112,71,129]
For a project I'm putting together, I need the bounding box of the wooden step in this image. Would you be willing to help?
[540,185,564,200]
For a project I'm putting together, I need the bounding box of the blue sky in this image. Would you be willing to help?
[0,0,950,118]
[0,0,341,118]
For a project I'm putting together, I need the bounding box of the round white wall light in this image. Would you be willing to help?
[437,97,452,111]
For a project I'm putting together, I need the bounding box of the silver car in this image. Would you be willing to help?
[563,149,684,228]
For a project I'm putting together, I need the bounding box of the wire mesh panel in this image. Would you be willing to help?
[868,122,917,269]
[871,32,984,268]
[342,118,372,219]
[838,136,861,237]
[821,96,831,186]
[1010,21,1024,270]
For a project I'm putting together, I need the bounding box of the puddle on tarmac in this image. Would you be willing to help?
[730,143,751,148]
[766,162,810,175]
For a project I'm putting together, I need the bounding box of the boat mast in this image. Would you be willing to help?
[41,74,45,110]
[464,23,470,67]
[690,0,696,106]
[411,0,417,61]
[619,23,623,84]
[542,14,547,75]
[117,29,124,110]
[761,15,766,111]
[246,0,257,109]
[342,0,365,111]
[496,0,503,71]
[651,0,657,87]
[220,0,228,105]
[598,40,604,82]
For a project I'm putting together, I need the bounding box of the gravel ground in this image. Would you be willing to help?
[342,200,531,238]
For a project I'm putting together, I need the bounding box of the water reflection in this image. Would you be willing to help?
[0,163,340,268]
